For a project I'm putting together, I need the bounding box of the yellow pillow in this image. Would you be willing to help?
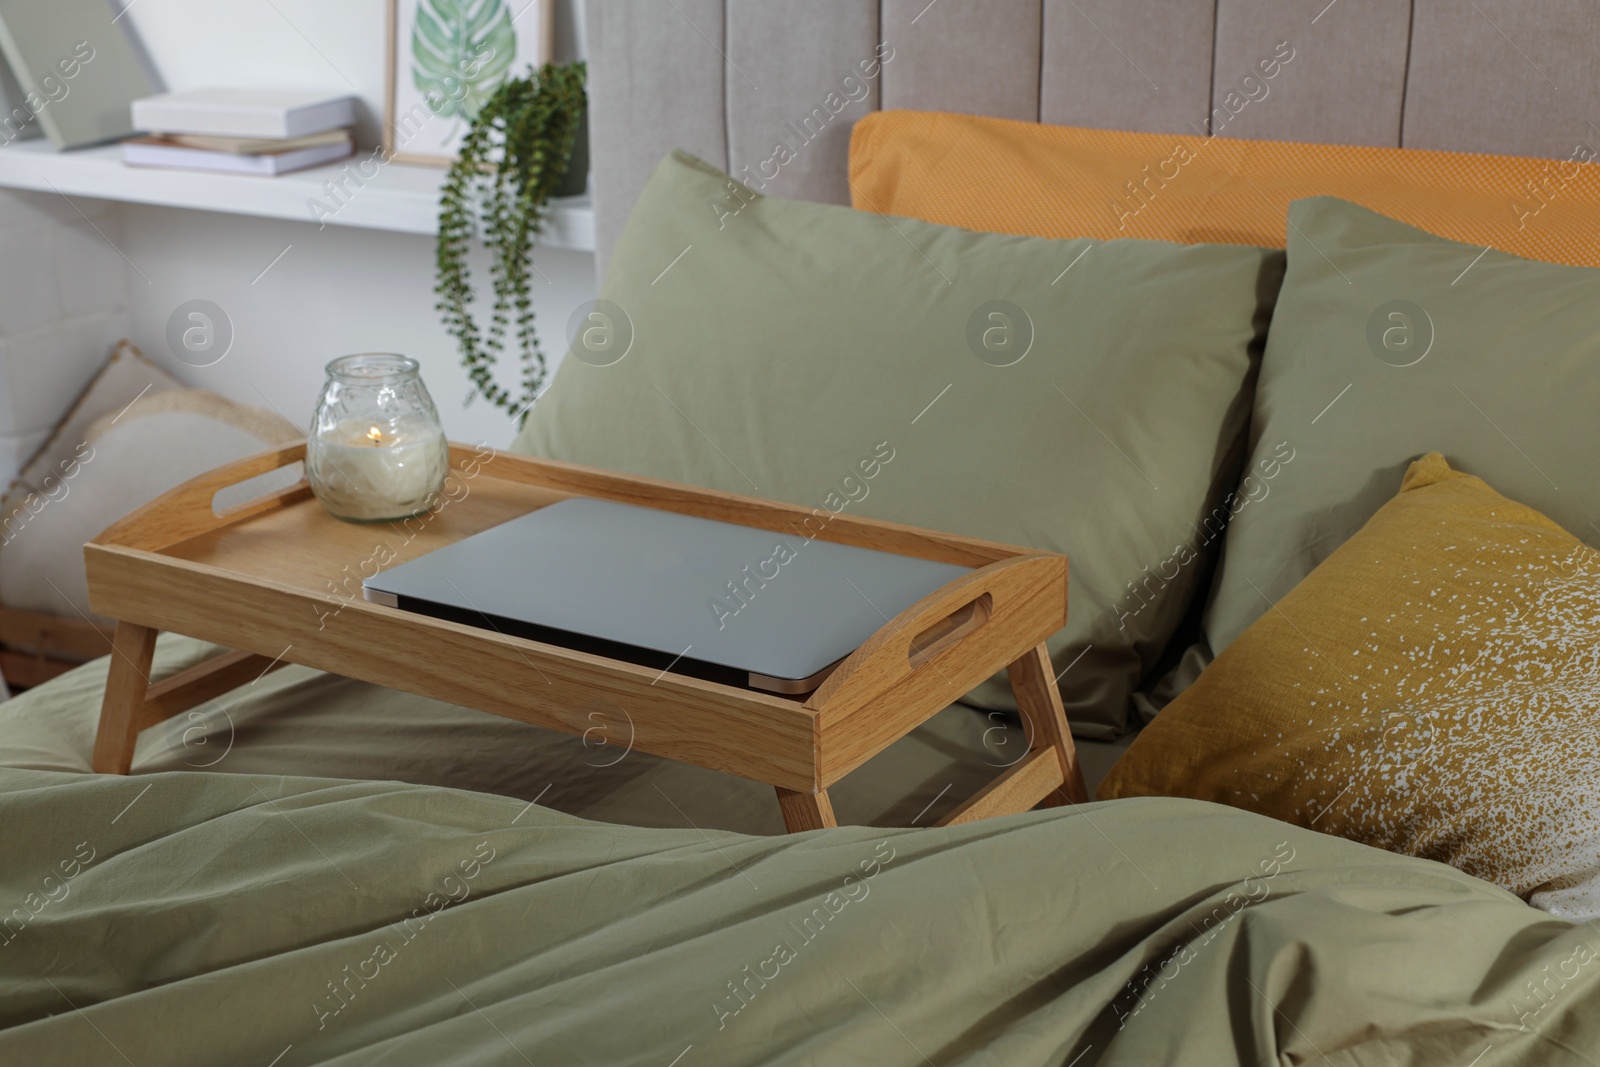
[1100,453,1600,909]
[849,109,1600,268]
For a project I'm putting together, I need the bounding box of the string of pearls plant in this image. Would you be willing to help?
[435,61,586,424]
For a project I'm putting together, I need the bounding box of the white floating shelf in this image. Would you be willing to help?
[0,139,594,252]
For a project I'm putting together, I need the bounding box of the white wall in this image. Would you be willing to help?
[121,204,594,447]
[111,0,594,449]
[0,191,130,481]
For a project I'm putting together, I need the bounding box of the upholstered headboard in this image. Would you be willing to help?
[584,0,1600,277]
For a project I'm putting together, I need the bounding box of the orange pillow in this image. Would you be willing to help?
[849,110,1600,267]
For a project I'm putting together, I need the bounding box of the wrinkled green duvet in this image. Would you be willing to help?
[1,769,1594,1066]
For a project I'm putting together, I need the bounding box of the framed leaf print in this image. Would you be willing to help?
[384,0,553,166]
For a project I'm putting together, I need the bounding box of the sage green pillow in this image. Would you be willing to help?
[514,151,1282,738]
[1202,197,1600,659]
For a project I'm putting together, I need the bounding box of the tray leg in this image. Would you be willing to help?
[1008,642,1089,805]
[90,627,288,775]
[92,622,158,775]
[776,787,837,832]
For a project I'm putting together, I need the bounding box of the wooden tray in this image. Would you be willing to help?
[85,442,1086,832]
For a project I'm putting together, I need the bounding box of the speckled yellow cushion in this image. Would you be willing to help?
[1100,452,1600,911]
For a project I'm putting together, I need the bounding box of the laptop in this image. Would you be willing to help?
[363,497,972,694]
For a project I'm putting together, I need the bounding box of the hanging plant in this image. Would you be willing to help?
[435,61,586,423]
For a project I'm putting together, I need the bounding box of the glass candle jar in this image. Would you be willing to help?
[306,354,449,523]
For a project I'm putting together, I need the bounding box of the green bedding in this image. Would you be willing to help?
[2,769,1593,1065]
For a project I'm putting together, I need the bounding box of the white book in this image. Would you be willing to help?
[122,136,354,176]
[131,87,358,139]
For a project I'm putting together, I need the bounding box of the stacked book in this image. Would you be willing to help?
[124,88,357,176]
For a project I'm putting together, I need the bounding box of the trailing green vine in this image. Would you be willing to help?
[435,61,586,424]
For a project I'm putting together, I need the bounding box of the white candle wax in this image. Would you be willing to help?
[309,418,447,521]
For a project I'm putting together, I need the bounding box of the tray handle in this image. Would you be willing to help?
[805,553,1067,717]
[92,442,310,552]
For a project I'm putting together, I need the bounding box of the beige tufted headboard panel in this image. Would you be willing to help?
[584,0,1600,278]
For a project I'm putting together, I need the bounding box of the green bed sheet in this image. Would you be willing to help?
[1,769,1594,1066]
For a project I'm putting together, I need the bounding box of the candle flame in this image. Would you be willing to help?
[366,426,383,445]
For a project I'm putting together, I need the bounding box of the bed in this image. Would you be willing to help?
[4,2,1600,1064]
[5,768,1596,1065]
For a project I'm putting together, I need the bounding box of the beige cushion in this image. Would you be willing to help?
[0,390,299,621]
[1,340,181,518]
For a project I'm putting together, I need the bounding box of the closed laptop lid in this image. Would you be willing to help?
[363,497,971,686]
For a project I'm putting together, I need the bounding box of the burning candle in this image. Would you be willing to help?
[306,355,449,522]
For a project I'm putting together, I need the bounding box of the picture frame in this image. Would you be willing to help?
[384,0,553,167]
